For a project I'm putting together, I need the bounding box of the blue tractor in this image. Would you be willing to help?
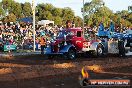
[97,22,132,56]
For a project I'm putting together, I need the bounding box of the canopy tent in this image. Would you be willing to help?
[37,20,54,26]
[17,17,33,23]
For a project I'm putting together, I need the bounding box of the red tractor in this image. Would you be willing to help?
[45,28,104,59]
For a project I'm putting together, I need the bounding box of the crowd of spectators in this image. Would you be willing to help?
[0,21,131,51]
[0,22,62,51]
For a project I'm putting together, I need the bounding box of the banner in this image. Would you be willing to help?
[4,45,16,51]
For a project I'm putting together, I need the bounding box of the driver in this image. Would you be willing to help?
[66,20,72,29]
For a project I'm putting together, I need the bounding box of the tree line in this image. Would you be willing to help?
[84,0,132,28]
[0,0,131,28]
[0,0,82,27]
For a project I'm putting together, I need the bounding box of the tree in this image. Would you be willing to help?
[36,3,54,20]
[96,6,113,26]
[115,10,132,27]
[11,2,22,19]
[4,13,16,22]
[83,0,115,27]
[44,3,54,11]
[62,7,75,25]
[1,0,13,14]
[52,8,62,16]
[0,4,4,18]
[84,0,105,26]
[39,11,53,20]
[36,4,75,26]
[37,3,54,11]
[73,16,83,27]
[127,13,132,23]
[53,16,62,25]
[22,2,32,17]
[84,0,104,17]
[36,3,44,19]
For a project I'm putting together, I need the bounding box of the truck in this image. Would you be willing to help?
[45,23,132,59]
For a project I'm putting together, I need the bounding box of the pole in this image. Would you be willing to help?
[32,0,35,52]
[83,0,85,36]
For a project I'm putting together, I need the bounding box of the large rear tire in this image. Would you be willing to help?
[118,40,125,57]
[93,44,104,57]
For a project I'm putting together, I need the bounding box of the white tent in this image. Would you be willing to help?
[37,20,54,26]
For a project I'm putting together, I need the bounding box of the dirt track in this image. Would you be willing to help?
[0,55,132,88]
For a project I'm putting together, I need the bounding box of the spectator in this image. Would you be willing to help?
[40,35,46,54]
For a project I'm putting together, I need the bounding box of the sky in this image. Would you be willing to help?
[3,0,132,17]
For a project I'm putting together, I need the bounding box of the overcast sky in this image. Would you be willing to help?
[2,0,132,17]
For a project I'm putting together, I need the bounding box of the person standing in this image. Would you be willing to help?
[40,35,46,54]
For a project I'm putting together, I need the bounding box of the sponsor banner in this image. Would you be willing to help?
[4,45,16,51]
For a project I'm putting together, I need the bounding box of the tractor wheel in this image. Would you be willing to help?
[118,40,125,57]
[93,44,104,57]
[64,49,76,60]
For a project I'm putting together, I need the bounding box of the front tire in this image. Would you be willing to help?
[64,49,76,60]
